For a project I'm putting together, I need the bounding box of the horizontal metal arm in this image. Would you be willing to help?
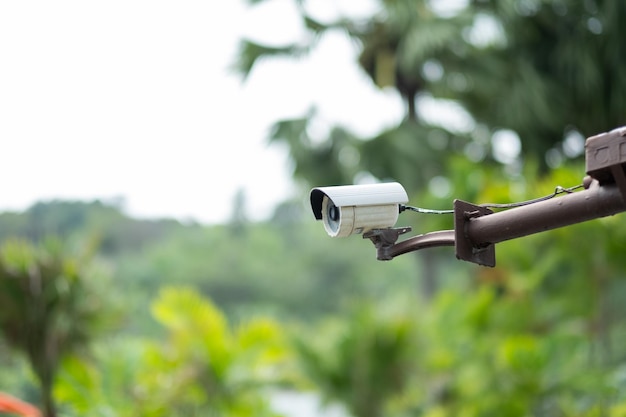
[466,181,626,246]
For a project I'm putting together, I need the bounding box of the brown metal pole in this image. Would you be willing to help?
[465,181,626,246]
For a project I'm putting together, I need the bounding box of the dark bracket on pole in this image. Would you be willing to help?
[454,200,496,267]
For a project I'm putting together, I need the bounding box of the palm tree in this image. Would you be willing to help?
[237,0,626,178]
[0,238,107,417]
[236,0,470,123]
[236,0,475,190]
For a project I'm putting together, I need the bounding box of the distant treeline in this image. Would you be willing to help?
[0,199,416,329]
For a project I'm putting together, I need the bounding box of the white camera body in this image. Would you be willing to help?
[310,182,409,237]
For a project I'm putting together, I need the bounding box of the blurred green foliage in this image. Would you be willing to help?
[293,298,420,417]
[53,287,289,417]
[3,163,626,417]
[3,0,626,416]
[0,237,115,417]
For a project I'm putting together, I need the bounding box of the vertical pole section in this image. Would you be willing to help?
[465,181,626,246]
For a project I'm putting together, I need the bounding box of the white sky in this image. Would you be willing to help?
[0,0,406,224]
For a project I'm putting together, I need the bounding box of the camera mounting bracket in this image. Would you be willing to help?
[454,200,495,267]
[363,227,412,260]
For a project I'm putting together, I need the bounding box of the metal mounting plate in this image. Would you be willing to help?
[454,200,496,267]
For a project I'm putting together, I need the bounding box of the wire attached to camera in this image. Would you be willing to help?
[400,184,585,215]
[400,205,454,215]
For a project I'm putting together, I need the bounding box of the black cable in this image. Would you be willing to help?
[400,184,584,215]
[480,184,584,209]
[400,205,454,215]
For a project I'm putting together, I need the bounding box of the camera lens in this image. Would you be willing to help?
[329,205,340,221]
[324,198,341,234]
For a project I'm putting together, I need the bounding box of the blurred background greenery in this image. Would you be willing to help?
[2,0,626,416]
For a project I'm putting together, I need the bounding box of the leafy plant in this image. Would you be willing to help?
[293,299,420,417]
[56,287,291,417]
[0,238,112,417]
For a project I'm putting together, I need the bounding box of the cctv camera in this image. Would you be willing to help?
[310,182,409,237]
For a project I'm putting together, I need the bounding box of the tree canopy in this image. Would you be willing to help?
[236,0,625,185]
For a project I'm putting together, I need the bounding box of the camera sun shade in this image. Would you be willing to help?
[310,182,409,237]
